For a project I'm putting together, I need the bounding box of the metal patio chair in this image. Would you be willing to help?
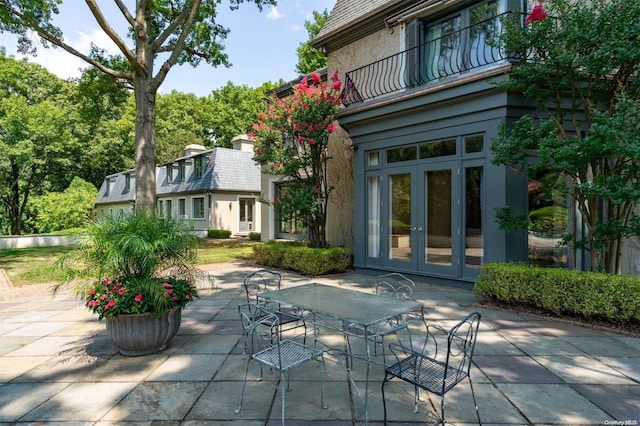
[381,311,482,425]
[344,273,423,363]
[242,269,306,353]
[235,302,327,425]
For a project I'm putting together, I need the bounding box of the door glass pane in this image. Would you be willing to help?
[368,176,381,258]
[465,167,483,267]
[389,173,412,261]
[425,169,452,265]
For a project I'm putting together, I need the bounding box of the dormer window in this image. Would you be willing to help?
[167,164,174,183]
[124,174,131,193]
[194,156,204,179]
[178,160,186,182]
[105,179,112,196]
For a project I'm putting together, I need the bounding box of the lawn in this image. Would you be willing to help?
[0,238,260,287]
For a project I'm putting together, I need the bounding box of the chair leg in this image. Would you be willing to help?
[234,359,252,414]
[469,376,482,425]
[381,374,390,425]
[440,393,446,426]
[320,355,328,409]
[280,371,286,426]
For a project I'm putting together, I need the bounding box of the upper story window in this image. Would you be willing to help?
[124,174,132,193]
[105,179,112,196]
[194,156,204,179]
[178,161,186,182]
[167,164,174,183]
[416,1,501,81]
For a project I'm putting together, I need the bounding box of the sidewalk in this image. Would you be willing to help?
[0,262,638,425]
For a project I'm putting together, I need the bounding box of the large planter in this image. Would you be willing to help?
[106,306,182,356]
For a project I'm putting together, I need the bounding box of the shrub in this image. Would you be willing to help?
[252,241,352,276]
[248,232,261,241]
[475,263,640,324]
[208,229,231,239]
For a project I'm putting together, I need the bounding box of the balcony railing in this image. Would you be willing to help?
[341,12,517,106]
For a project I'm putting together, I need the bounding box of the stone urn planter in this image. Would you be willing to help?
[106,306,182,356]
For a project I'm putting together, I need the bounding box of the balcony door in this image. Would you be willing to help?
[383,162,457,275]
[381,161,483,278]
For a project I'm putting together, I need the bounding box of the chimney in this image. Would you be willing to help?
[231,135,254,152]
[184,144,206,157]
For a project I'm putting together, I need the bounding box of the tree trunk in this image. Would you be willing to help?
[133,6,157,212]
[134,85,157,211]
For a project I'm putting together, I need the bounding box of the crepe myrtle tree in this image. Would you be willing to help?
[491,0,640,273]
[0,0,274,211]
[251,71,342,248]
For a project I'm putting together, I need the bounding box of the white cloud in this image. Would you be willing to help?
[2,27,121,80]
[266,6,285,20]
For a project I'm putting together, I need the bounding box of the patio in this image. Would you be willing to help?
[0,261,638,425]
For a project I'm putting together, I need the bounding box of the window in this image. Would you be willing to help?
[193,197,205,219]
[178,161,186,182]
[194,156,204,179]
[104,179,111,196]
[124,174,131,193]
[178,199,186,217]
[165,200,172,217]
[410,0,502,83]
[167,164,174,183]
[275,183,307,236]
[158,200,164,216]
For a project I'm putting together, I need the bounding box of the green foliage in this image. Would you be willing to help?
[1,0,277,211]
[0,54,78,235]
[295,9,329,75]
[55,210,202,298]
[248,232,261,241]
[475,263,640,323]
[207,229,232,239]
[252,71,343,247]
[252,241,352,276]
[28,177,97,234]
[492,0,640,273]
[206,82,276,148]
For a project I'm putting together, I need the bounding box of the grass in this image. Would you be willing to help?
[0,238,260,287]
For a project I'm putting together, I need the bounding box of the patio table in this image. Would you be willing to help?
[259,282,423,425]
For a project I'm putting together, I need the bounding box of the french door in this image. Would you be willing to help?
[378,161,483,278]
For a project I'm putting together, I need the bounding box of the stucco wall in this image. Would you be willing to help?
[0,234,83,249]
[329,27,403,88]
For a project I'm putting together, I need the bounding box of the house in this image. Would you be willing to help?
[287,0,588,284]
[96,135,261,236]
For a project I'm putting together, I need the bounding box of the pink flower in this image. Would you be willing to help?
[185,294,191,300]
[118,288,125,296]
[135,294,143,302]
[105,300,116,309]
[311,72,321,83]
[525,3,547,24]
[327,123,337,133]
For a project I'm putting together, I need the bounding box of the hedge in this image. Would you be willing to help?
[207,229,231,239]
[252,241,352,276]
[474,263,640,323]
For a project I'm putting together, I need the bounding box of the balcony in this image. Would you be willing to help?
[341,12,517,106]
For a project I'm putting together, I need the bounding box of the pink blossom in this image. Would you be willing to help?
[135,294,143,302]
[311,72,321,83]
[100,294,107,301]
[105,300,116,309]
[118,288,125,296]
[525,3,547,24]
[185,294,191,300]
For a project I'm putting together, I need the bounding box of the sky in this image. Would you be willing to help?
[0,0,336,97]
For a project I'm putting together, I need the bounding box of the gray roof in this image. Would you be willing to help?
[157,147,260,196]
[96,147,260,205]
[96,169,136,205]
[314,0,404,49]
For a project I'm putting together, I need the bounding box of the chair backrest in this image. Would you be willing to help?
[443,312,481,385]
[375,273,415,300]
[243,269,282,303]
[238,302,281,354]
[376,281,415,300]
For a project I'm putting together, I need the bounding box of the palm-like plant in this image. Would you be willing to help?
[55,210,203,318]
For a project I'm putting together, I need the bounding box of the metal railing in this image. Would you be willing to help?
[341,12,517,106]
